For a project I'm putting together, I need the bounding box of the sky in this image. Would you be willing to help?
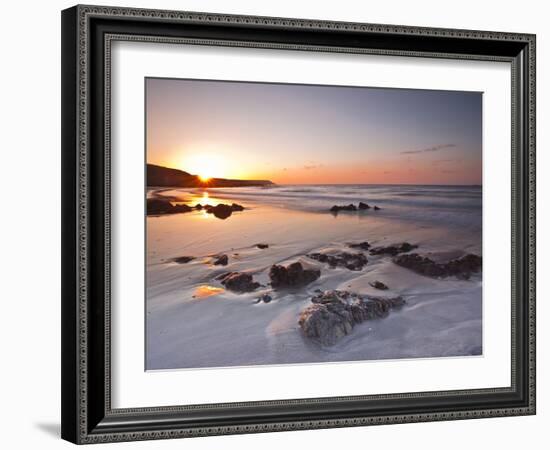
[146,78,482,185]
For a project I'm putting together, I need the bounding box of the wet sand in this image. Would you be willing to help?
[146,187,482,370]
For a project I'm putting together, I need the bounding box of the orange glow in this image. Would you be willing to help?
[192,191,221,207]
[180,153,226,180]
[193,285,224,298]
[150,155,480,185]
[264,160,482,186]
[189,191,227,219]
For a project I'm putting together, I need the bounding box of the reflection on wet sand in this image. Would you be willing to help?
[193,285,225,299]
[146,184,483,370]
[158,189,244,220]
[187,190,223,208]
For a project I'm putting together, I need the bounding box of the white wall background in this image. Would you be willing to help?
[0,0,545,448]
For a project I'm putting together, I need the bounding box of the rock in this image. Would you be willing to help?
[369,280,388,290]
[369,242,418,256]
[218,272,260,292]
[269,262,321,289]
[256,293,272,303]
[204,203,245,219]
[213,254,228,266]
[330,204,357,213]
[195,203,203,210]
[393,253,482,279]
[173,256,195,264]
[392,254,446,277]
[147,198,173,215]
[329,203,381,214]
[348,241,370,250]
[147,198,192,215]
[256,243,269,249]
[299,301,354,346]
[310,290,352,304]
[173,204,193,213]
[299,290,405,346]
[349,296,405,321]
[444,253,483,278]
[308,252,368,271]
[205,203,233,219]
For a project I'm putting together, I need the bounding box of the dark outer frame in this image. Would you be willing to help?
[61,4,536,444]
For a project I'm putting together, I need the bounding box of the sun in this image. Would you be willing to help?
[183,153,225,181]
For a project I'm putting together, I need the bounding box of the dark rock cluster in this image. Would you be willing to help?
[298,290,405,346]
[213,254,228,266]
[217,272,261,292]
[330,204,357,213]
[172,256,195,264]
[204,203,245,220]
[147,198,245,220]
[330,202,382,213]
[348,241,370,250]
[269,262,321,289]
[256,293,272,304]
[307,252,368,271]
[393,253,482,280]
[369,280,388,290]
[147,198,192,215]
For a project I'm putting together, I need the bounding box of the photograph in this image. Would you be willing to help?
[58,4,537,444]
[51,2,541,444]
[145,78,483,370]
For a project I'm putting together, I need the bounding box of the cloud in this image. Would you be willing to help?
[432,158,460,166]
[303,164,323,170]
[401,144,456,155]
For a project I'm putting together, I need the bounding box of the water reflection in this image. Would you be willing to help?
[172,190,228,219]
[189,190,221,207]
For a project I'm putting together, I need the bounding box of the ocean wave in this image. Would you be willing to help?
[169,185,482,230]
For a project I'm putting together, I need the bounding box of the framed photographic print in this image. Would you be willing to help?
[61,5,536,444]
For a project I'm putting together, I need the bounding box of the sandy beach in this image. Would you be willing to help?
[145,184,482,370]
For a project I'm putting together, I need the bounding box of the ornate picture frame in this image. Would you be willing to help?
[61,5,535,444]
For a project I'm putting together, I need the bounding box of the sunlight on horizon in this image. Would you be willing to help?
[180,153,226,180]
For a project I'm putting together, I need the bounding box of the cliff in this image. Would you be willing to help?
[147,164,273,188]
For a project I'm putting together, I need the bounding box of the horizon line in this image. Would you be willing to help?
[147,163,480,187]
